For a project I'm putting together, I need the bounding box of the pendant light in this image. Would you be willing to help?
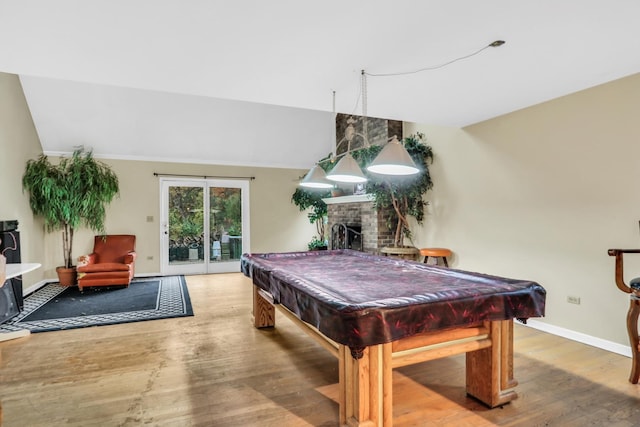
[326,80,368,184]
[300,164,333,189]
[326,152,367,183]
[301,41,506,187]
[367,135,419,175]
[362,68,418,176]
[299,92,339,189]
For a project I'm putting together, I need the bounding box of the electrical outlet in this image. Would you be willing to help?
[146,216,154,222]
[567,296,581,305]
[147,255,153,260]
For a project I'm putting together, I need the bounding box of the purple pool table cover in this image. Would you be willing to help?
[241,250,546,351]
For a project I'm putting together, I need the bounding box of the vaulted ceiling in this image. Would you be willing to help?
[2,1,640,169]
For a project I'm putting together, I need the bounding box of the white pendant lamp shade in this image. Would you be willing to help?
[326,153,367,183]
[367,136,420,176]
[299,164,334,189]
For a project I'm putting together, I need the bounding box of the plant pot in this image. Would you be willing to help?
[56,266,77,286]
[380,246,420,261]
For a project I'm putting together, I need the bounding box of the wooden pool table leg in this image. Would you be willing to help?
[339,343,393,427]
[466,320,518,407]
[253,285,275,328]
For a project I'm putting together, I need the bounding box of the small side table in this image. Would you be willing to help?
[420,248,453,267]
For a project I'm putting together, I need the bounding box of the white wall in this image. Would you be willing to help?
[0,72,317,288]
[0,72,46,286]
[40,158,316,279]
[407,72,640,348]
[6,65,640,351]
[20,75,335,170]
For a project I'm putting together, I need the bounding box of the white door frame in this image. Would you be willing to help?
[160,177,250,275]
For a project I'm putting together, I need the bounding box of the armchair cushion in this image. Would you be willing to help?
[78,262,131,273]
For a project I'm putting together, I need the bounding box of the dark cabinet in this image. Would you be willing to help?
[0,221,23,310]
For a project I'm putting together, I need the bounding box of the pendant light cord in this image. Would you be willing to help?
[364,40,505,78]
[361,70,367,117]
[361,70,368,145]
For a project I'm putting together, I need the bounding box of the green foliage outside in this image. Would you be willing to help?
[168,186,242,247]
[168,187,204,244]
[218,190,242,236]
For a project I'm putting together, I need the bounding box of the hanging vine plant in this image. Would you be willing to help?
[291,155,332,249]
[352,132,434,247]
[293,133,433,251]
[291,185,331,248]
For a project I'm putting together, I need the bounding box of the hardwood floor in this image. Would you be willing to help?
[1,273,639,426]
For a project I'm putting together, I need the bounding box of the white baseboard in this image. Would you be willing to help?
[523,319,632,358]
[23,279,54,296]
[0,329,30,342]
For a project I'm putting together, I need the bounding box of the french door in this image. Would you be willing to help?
[160,178,250,275]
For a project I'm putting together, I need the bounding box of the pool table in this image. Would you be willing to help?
[241,249,546,427]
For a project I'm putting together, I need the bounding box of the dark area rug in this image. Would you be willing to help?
[0,275,193,333]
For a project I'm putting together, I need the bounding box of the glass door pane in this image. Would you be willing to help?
[208,181,248,273]
[161,180,207,275]
[210,186,242,261]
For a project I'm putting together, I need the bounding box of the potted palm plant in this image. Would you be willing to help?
[22,147,119,285]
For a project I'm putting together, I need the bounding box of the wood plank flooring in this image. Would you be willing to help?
[1,273,639,426]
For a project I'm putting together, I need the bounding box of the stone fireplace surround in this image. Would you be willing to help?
[324,195,395,254]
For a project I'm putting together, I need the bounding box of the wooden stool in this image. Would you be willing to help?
[420,248,452,267]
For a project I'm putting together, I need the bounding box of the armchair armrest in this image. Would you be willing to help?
[607,249,640,293]
[123,251,137,265]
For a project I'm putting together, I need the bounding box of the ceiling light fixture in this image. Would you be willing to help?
[300,91,339,189]
[300,40,505,188]
[360,69,418,177]
[326,70,418,182]
[367,135,419,175]
[299,164,333,189]
[326,152,367,183]
[326,115,368,184]
[326,75,371,184]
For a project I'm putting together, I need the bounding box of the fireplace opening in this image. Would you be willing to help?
[331,223,362,252]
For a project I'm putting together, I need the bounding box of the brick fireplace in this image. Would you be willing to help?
[324,195,395,254]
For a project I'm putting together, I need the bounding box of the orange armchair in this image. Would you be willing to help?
[77,235,137,291]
